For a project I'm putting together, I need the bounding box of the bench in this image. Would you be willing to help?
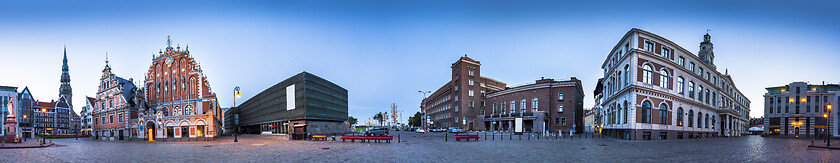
[307,135,328,140]
[340,135,393,143]
[455,134,480,141]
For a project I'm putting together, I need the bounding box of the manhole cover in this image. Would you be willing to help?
[204,145,212,147]
[321,148,330,150]
[597,144,607,146]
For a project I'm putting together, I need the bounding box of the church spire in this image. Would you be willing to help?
[59,45,73,107]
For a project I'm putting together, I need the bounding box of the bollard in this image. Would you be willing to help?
[528,133,531,140]
[509,132,512,140]
[445,132,448,142]
[398,135,400,143]
[538,133,540,140]
[485,133,487,140]
[519,134,521,140]
[492,133,495,140]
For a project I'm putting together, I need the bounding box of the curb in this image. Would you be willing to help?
[0,143,54,149]
[807,145,840,150]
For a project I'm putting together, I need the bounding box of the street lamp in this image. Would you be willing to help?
[22,114,27,141]
[418,91,430,130]
[41,108,46,144]
[827,103,832,146]
[234,86,241,142]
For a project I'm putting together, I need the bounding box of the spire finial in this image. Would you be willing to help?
[105,52,110,66]
[167,36,172,47]
[706,29,711,34]
[464,54,467,57]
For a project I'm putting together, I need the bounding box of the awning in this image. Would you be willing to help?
[293,124,307,127]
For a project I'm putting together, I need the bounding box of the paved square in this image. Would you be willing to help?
[1,132,837,162]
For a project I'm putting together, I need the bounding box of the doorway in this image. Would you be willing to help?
[118,130,124,140]
[146,121,156,141]
[794,127,800,136]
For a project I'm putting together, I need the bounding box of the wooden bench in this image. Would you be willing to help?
[455,134,480,141]
[307,135,328,140]
[340,135,393,143]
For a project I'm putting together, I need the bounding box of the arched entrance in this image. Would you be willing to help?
[146,121,156,141]
[794,127,800,136]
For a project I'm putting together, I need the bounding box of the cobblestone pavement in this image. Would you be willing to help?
[0,131,838,162]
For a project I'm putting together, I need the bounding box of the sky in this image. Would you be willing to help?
[1,0,839,123]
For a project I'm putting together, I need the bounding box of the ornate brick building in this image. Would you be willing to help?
[92,58,141,140]
[140,37,221,141]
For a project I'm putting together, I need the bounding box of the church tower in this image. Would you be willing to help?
[698,32,715,67]
[59,46,73,107]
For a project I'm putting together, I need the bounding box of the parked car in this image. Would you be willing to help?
[415,128,426,133]
[431,128,446,132]
[448,127,466,133]
[365,127,389,136]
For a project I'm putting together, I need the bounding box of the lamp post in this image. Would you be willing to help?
[22,114,27,142]
[827,103,832,146]
[41,108,46,144]
[234,86,241,142]
[418,91,430,130]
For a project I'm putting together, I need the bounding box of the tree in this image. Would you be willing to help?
[408,111,422,127]
[348,116,358,126]
[373,112,384,126]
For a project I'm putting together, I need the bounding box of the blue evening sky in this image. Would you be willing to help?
[1,0,838,122]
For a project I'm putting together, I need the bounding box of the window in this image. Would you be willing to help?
[561,117,566,126]
[688,82,695,97]
[677,77,685,94]
[617,72,622,88]
[689,62,696,73]
[468,70,474,76]
[455,85,458,91]
[643,65,653,84]
[468,90,474,97]
[645,41,654,52]
[510,101,515,113]
[705,113,710,128]
[555,118,560,125]
[455,96,458,101]
[699,86,704,101]
[677,108,684,126]
[455,106,459,112]
[118,113,123,122]
[688,110,694,127]
[520,99,526,113]
[558,93,564,101]
[660,69,669,88]
[642,101,652,123]
[679,57,685,67]
[468,80,474,86]
[492,103,497,114]
[662,48,670,58]
[711,115,715,129]
[532,98,539,112]
[109,115,114,124]
[699,68,704,77]
[705,89,710,104]
[624,65,630,85]
[558,104,564,112]
[659,104,668,124]
[697,112,702,128]
[624,101,629,124]
[455,75,459,80]
[468,100,474,108]
[501,102,506,113]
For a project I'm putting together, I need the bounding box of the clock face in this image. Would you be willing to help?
[165,57,174,66]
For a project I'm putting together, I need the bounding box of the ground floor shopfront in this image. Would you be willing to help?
[602,128,718,140]
[93,115,219,141]
[477,112,579,133]
[765,115,839,139]
[240,120,346,138]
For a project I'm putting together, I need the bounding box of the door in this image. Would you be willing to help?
[119,130,124,140]
[795,127,800,136]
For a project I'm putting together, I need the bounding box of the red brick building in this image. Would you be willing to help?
[422,56,506,130]
[140,38,220,141]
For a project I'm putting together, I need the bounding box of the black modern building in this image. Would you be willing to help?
[229,72,348,137]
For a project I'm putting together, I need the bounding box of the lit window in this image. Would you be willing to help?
[558,104,564,112]
[558,93,564,101]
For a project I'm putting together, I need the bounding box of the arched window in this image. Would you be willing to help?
[688,110,694,127]
[173,106,181,116]
[532,98,538,112]
[510,101,515,113]
[642,101,652,123]
[688,81,695,97]
[501,102,506,114]
[617,72,622,88]
[660,69,669,88]
[697,112,703,128]
[624,65,630,85]
[677,108,684,126]
[705,113,710,128]
[185,105,194,115]
[659,104,668,124]
[677,77,684,94]
[623,101,628,124]
[643,65,653,84]
[492,103,497,114]
[699,86,704,101]
[520,99,526,113]
[617,104,622,124]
